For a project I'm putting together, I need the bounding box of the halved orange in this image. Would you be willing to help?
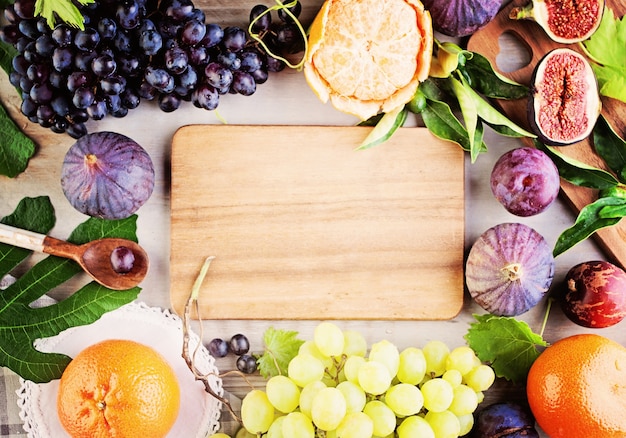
[304,0,433,120]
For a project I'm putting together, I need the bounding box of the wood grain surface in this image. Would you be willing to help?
[170,125,465,320]
[468,0,626,268]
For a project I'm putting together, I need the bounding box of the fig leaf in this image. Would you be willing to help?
[0,101,36,178]
[465,314,547,384]
[581,7,626,103]
[553,196,626,257]
[593,115,626,180]
[461,51,529,100]
[0,196,140,383]
[357,105,408,150]
[0,39,17,78]
[535,141,619,190]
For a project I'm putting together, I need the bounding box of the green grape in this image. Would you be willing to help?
[423,340,450,377]
[266,415,286,438]
[396,415,435,438]
[314,322,345,357]
[335,412,374,438]
[425,410,461,438]
[207,434,231,438]
[299,380,327,418]
[336,380,366,413]
[357,360,392,395]
[343,355,366,384]
[442,369,463,387]
[421,377,454,412]
[384,383,424,417]
[445,346,477,376]
[463,364,495,392]
[311,386,347,430]
[288,353,325,387]
[397,347,427,385]
[265,375,301,414]
[476,391,484,404]
[448,384,478,416]
[235,429,256,438]
[457,413,474,436]
[281,412,315,438]
[342,329,368,357]
[241,389,275,434]
[369,339,400,379]
[363,400,396,437]
[299,340,334,370]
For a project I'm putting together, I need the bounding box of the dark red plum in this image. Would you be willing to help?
[466,223,555,316]
[61,131,155,220]
[561,260,626,328]
[472,402,539,437]
[490,147,560,217]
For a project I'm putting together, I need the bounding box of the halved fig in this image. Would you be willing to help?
[528,48,601,146]
[510,0,604,43]
[465,223,555,316]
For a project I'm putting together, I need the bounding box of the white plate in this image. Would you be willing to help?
[17,301,223,437]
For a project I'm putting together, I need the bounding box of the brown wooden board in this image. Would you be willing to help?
[468,0,626,268]
[170,125,465,320]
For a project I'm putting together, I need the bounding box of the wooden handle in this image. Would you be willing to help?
[0,223,46,253]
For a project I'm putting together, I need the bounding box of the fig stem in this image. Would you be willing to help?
[539,297,554,339]
[501,262,523,281]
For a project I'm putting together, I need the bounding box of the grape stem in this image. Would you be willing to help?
[248,0,308,70]
[181,256,242,424]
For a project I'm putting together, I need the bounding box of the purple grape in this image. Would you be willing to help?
[164,46,188,74]
[202,23,223,48]
[204,62,233,89]
[97,17,117,40]
[110,246,136,274]
[180,19,205,46]
[91,54,117,77]
[74,27,100,52]
[473,402,539,438]
[222,26,246,52]
[250,4,271,33]
[191,83,219,110]
[231,71,256,96]
[138,28,162,55]
[116,0,141,30]
[277,0,302,23]
[207,338,229,358]
[237,354,257,374]
[158,93,180,112]
[490,147,560,217]
[51,24,73,47]
[229,333,250,355]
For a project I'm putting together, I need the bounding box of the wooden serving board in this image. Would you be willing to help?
[468,0,626,268]
[170,125,465,320]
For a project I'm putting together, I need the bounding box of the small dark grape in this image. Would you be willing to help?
[164,46,188,74]
[250,4,271,33]
[158,93,181,112]
[74,27,100,52]
[229,333,250,355]
[34,34,55,57]
[180,19,205,46]
[100,74,127,95]
[191,83,218,110]
[217,51,241,70]
[222,26,246,52]
[51,24,73,47]
[67,122,88,139]
[231,71,256,96]
[202,23,223,48]
[13,0,36,20]
[236,354,258,374]
[277,0,302,23]
[239,50,263,73]
[204,62,233,89]
[29,82,53,103]
[72,87,95,109]
[207,338,229,358]
[110,246,135,274]
[88,99,108,120]
[116,0,141,30]
[97,17,117,40]
[91,54,117,77]
[138,28,162,55]
[18,20,40,39]
[50,94,70,116]
[52,47,73,72]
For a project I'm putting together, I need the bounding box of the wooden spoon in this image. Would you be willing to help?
[0,223,149,290]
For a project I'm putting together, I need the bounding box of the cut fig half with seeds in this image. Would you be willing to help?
[528,48,601,146]
[510,0,604,43]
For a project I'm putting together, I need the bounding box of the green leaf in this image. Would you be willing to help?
[421,98,488,161]
[582,7,626,103]
[0,40,18,79]
[465,314,547,384]
[593,115,626,180]
[0,197,140,383]
[450,77,479,160]
[34,0,94,30]
[461,51,529,100]
[536,141,619,190]
[0,101,36,178]
[256,327,304,379]
[0,0,13,9]
[357,105,408,150]
[457,75,535,139]
[553,196,626,257]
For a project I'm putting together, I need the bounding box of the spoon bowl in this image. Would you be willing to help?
[0,223,149,290]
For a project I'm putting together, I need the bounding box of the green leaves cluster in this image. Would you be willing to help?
[0,196,140,383]
[35,0,93,30]
[536,116,626,256]
[360,42,535,159]
[256,327,305,379]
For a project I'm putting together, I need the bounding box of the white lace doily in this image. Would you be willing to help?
[16,301,223,437]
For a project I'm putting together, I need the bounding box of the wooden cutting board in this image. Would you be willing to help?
[468,0,626,268]
[170,125,465,320]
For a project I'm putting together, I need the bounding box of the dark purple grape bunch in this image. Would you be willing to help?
[248,0,305,62]
[207,333,258,374]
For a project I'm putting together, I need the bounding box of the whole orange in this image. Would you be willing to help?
[57,339,181,438]
[527,334,626,437]
[303,0,433,121]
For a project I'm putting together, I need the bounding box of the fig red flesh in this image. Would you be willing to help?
[561,260,626,328]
